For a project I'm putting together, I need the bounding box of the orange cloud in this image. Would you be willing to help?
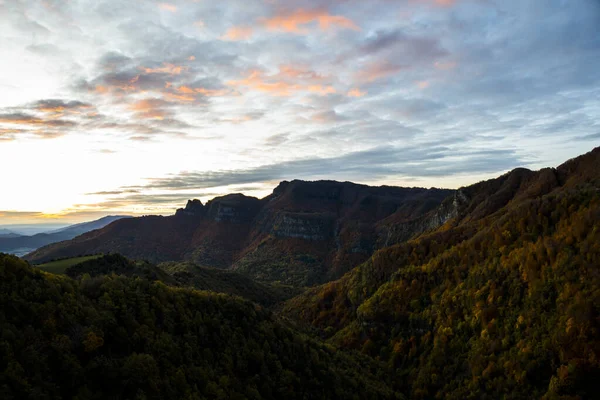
[227,68,335,97]
[347,88,366,97]
[434,0,456,6]
[158,3,177,12]
[128,99,170,120]
[35,101,92,115]
[188,56,196,61]
[416,80,430,89]
[164,92,197,103]
[414,0,457,7]
[355,61,404,83]
[175,85,230,97]
[277,65,325,81]
[141,63,187,75]
[0,113,76,130]
[191,87,231,97]
[308,85,336,95]
[222,26,254,41]
[176,85,195,94]
[227,70,300,96]
[261,9,359,34]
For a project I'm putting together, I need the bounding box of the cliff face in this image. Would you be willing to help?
[26,180,454,286]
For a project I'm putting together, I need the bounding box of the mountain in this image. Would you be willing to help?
[282,147,600,398]
[4,147,599,399]
[0,215,130,257]
[0,253,401,399]
[26,183,452,285]
[48,215,130,236]
[0,229,21,238]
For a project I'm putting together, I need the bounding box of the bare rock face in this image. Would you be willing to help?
[176,199,205,217]
[271,212,336,240]
[205,194,262,223]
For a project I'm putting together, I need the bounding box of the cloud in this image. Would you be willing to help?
[86,189,141,195]
[117,145,526,193]
[311,110,346,123]
[355,61,405,83]
[414,0,457,7]
[260,9,360,34]
[573,132,600,142]
[347,88,366,97]
[32,99,93,114]
[222,26,254,41]
[141,63,187,75]
[128,98,173,120]
[264,133,290,147]
[227,67,336,97]
[158,3,178,13]
[1,0,599,221]
[434,60,457,70]
[0,112,76,128]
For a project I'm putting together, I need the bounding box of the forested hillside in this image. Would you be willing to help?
[62,254,299,307]
[0,254,400,400]
[284,148,600,399]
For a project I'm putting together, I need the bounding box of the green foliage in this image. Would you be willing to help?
[0,254,400,400]
[49,254,300,308]
[37,255,103,275]
[285,186,600,399]
[159,261,302,307]
[65,254,175,284]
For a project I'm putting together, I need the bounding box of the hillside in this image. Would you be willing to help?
[158,261,301,307]
[0,254,400,400]
[26,182,452,286]
[56,254,299,307]
[283,147,600,398]
[0,216,130,257]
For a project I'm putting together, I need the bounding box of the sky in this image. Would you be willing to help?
[0,0,599,225]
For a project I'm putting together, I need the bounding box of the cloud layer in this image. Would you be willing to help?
[0,0,599,221]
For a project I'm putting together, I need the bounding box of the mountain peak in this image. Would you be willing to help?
[175,199,205,217]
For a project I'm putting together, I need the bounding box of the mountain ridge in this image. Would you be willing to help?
[26,181,453,285]
[282,146,600,398]
[0,215,131,257]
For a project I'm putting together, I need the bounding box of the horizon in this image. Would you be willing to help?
[1,144,597,226]
[1,0,599,225]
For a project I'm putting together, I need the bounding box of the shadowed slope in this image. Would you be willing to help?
[283,147,600,399]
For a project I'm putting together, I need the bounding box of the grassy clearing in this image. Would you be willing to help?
[37,255,103,275]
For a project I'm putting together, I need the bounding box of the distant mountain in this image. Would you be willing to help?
[0,215,131,256]
[0,229,22,238]
[48,215,130,236]
[26,183,452,285]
